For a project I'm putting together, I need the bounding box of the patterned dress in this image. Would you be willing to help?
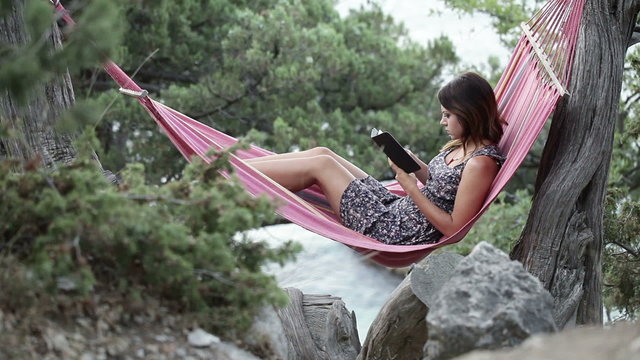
[339,145,505,245]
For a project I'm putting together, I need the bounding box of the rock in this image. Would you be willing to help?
[423,242,557,360]
[451,322,640,360]
[44,328,74,357]
[56,276,77,291]
[210,341,264,360]
[145,343,160,353]
[410,252,464,307]
[187,328,221,348]
[106,336,130,356]
[79,353,95,360]
[243,305,291,359]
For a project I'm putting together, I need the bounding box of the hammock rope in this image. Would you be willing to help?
[51,0,586,267]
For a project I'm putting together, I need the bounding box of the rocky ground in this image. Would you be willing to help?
[453,321,640,360]
[0,304,263,360]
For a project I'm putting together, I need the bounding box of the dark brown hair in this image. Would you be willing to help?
[438,72,505,151]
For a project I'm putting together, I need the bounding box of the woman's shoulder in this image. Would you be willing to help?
[469,144,505,167]
[465,152,499,173]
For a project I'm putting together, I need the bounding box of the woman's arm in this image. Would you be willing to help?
[391,156,498,237]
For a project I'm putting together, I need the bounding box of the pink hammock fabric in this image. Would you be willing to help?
[54,0,585,267]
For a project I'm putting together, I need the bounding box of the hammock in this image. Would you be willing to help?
[52,0,585,267]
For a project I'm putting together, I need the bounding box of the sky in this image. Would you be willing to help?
[334,0,511,68]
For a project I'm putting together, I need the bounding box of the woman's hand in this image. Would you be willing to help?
[388,158,420,194]
[404,149,430,185]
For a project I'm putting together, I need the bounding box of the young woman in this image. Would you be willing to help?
[246,72,505,245]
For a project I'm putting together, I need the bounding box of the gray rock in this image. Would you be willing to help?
[187,328,221,348]
[106,336,130,356]
[424,242,557,360]
[208,341,264,360]
[44,328,74,357]
[243,305,291,359]
[410,252,464,307]
[56,276,77,291]
[452,322,640,360]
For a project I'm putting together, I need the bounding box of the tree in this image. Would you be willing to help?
[1,0,78,167]
[0,1,300,343]
[446,0,640,326]
[78,0,458,183]
[0,0,121,176]
[510,0,640,326]
[600,47,640,320]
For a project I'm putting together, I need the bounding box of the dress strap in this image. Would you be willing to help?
[467,145,505,167]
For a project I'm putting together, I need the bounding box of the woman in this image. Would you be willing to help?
[246,72,505,245]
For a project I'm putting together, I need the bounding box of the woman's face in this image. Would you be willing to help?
[440,106,464,140]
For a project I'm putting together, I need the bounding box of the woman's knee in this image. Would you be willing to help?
[309,146,336,158]
[311,154,339,168]
[309,154,353,189]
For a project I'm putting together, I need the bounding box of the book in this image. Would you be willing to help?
[370,128,421,173]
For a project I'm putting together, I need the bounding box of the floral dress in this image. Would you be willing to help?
[339,145,505,245]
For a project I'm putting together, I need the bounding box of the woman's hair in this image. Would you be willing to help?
[438,72,505,152]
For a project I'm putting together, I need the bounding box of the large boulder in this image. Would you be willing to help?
[243,305,292,359]
[423,242,557,360]
[452,322,640,360]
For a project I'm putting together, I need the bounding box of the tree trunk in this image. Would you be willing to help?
[0,0,77,168]
[511,0,640,327]
[357,275,428,360]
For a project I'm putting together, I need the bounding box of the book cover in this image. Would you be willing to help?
[370,128,421,173]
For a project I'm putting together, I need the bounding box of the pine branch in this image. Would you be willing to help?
[610,240,639,257]
[134,69,199,84]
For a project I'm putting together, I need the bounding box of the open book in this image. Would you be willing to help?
[371,128,421,173]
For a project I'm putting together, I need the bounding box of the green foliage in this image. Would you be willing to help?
[0,133,300,335]
[0,0,124,104]
[603,185,640,320]
[447,189,531,255]
[79,0,458,183]
[600,47,640,320]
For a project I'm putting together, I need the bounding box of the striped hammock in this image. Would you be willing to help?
[53,0,585,267]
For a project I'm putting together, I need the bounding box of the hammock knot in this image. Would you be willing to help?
[118,88,149,99]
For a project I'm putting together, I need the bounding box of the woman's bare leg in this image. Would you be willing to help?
[247,147,368,179]
[249,154,356,214]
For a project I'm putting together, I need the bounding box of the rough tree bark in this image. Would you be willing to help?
[0,1,78,167]
[0,0,115,182]
[511,0,640,327]
[275,288,361,360]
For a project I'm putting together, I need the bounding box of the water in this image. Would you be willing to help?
[246,223,404,342]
